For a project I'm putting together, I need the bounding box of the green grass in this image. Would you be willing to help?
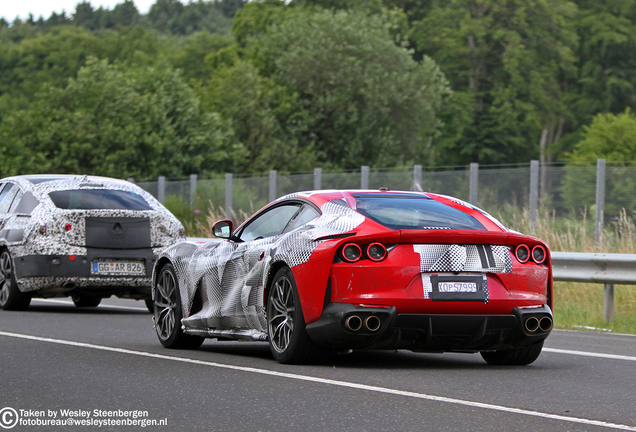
[553,282,636,335]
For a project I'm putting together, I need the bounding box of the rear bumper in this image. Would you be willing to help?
[306,303,553,352]
[13,249,156,295]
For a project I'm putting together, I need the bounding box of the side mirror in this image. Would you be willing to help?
[212,219,234,239]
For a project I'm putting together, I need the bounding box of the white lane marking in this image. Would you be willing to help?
[1,331,635,431]
[544,348,636,362]
[30,298,148,312]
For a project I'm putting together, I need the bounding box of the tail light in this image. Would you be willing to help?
[366,243,387,262]
[64,223,72,231]
[515,244,530,263]
[341,243,362,262]
[532,245,547,264]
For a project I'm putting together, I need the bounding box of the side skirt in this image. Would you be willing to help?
[183,327,267,342]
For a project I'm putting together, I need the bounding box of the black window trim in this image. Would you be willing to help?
[235,199,321,241]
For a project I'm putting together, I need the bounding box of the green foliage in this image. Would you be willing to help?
[147,0,234,35]
[167,31,234,83]
[0,58,245,178]
[199,60,316,172]
[410,0,578,165]
[561,110,636,215]
[568,109,636,162]
[259,8,450,169]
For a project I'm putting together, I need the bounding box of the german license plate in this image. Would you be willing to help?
[91,260,145,276]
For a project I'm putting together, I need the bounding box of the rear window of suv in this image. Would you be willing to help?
[49,189,153,211]
[353,193,486,231]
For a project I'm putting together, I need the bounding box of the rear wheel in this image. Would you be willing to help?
[71,295,102,308]
[0,250,31,311]
[267,267,320,364]
[153,263,204,349]
[480,341,544,366]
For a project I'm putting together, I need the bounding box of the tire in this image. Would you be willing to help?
[0,250,31,311]
[71,295,102,308]
[480,341,544,366]
[144,298,154,313]
[267,267,321,364]
[153,263,204,349]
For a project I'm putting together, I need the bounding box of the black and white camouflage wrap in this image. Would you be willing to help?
[414,244,512,301]
[0,175,185,294]
[160,196,365,335]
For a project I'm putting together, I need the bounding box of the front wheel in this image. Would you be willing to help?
[0,250,31,311]
[267,267,321,364]
[153,263,203,349]
[480,341,544,366]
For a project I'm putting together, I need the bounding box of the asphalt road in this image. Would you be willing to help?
[1,297,635,432]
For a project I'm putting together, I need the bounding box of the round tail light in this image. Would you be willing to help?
[515,244,530,263]
[342,243,362,263]
[532,245,547,264]
[367,243,387,261]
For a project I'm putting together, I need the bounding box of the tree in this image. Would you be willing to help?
[0,58,244,178]
[561,109,636,216]
[259,8,450,168]
[199,60,315,172]
[574,0,636,120]
[410,0,578,170]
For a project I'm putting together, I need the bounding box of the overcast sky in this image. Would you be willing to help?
[2,0,155,22]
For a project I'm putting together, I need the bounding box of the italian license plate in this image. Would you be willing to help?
[91,260,145,276]
[430,275,488,302]
[438,281,478,293]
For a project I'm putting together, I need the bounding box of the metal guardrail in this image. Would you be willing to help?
[551,252,636,322]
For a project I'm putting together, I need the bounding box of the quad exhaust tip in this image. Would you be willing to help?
[344,314,382,332]
[365,315,381,332]
[525,316,540,332]
[524,316,553,333]
[345,315,363,332]
[539,316,553,332]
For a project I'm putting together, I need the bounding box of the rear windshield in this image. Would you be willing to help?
[49,189,153,211]
[353,194,486,231]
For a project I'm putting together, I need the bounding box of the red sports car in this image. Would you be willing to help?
[152,190,552,365]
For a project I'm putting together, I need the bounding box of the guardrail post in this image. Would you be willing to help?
[190,174,197,210]
[225,173,233,221]
[595,159,606,247]
[604,283,615,322]
[314,168,322,190]
[361,166,369,189]
[469,163,478,205]
[269,170,277,202]
[413,165,422,191]
[158,176,165,204]
[529,160,539,235]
